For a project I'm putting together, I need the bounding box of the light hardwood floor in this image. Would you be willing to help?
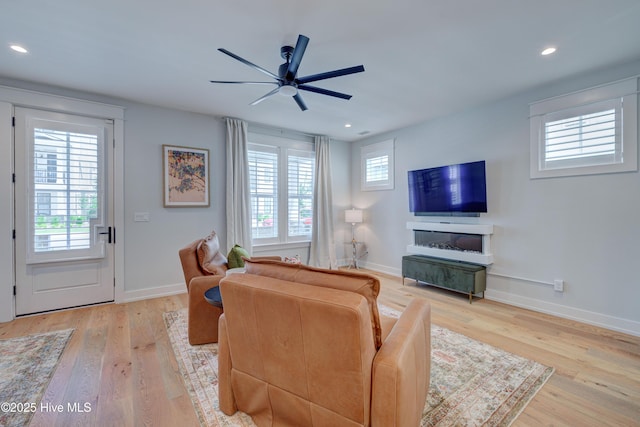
[1,271,639,426]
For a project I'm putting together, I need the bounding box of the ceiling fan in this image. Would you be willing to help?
[210,34,365,111]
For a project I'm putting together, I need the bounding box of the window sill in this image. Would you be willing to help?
[252,241,310,254]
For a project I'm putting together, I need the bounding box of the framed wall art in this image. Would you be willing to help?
[162,145,210,207]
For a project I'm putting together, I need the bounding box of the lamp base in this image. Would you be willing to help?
[347,238,364,269]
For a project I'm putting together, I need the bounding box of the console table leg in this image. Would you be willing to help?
[469,292,472,304]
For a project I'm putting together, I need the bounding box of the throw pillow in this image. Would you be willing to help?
[227,244,250,269]
[196,230,228,275]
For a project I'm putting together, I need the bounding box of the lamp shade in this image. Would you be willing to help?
[345,209,363,224]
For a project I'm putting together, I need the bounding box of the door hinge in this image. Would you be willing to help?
[12,229,16,239]
[12,173,15,183]
[13,286,16,296]
[12,116,15,127]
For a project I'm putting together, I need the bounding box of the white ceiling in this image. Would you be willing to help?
[2,0,640,141]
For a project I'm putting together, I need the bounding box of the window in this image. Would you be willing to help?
[34,152,57,183]
[248,133,315,245]
[248,147,278,239]
[32,126,100,253]
[287,150,314,237]
[530,77,638,178]
[35,192,51,216]
[361,139,394,190]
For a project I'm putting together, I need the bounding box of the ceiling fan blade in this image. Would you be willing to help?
[296,65,365,85]
[218,48,281,80]
[293,93,308,111]
[249,87,281,106]
[298,85,352,100]
[285,34,310,81]
[209,81,279,85]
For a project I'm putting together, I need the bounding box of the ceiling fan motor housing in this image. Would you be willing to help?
[280,45,294,60]
[279,46,295,81]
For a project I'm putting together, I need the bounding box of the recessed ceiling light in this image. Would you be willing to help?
[10,45,28,54]
[344,123,352,128]
[541,47,557,56]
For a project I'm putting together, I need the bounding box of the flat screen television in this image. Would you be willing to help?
[408,160,487,214]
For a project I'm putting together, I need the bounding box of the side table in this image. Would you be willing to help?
[204,267,245,308]
[204,286,223,308]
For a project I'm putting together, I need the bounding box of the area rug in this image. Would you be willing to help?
[164,307,553,427]
[0,329,74,427]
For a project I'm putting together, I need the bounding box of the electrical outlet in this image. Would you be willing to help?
[554,279,564,292]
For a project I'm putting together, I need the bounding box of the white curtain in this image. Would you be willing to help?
[309,136,336,268]
[225,118,252,255]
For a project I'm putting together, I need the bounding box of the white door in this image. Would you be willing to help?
[14,108,115,315]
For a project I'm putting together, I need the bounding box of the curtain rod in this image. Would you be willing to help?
[221,116,323,139]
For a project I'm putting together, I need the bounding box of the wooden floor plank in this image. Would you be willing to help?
[1,272,638,427]
[95,302,134,427]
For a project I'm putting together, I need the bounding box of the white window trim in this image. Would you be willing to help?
[26,116,107,264]
[248,132,315,246]
[529,77,638,179]
[361,139,395,191]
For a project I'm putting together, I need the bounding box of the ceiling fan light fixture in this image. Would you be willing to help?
[278,85,297,97]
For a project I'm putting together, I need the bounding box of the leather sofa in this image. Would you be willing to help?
[218,258,431,427]
[178,231,279,345]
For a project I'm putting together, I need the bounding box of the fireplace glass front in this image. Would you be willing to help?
[413,230,482,253]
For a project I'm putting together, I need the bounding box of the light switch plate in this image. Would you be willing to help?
[134,212,150,222]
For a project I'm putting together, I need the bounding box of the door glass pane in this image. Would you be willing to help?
[32,127,100,253]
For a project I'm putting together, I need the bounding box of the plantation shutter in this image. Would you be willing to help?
[361,139,394,190]
[529,77,637,178]
[287,150,314,237]
[365,155,389,183]
[542,98,621,170]
[248,145,278,240]
[28,119,105,263]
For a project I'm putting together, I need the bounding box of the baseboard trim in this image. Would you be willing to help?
[363,262,639,338]
[356,261,401,277]
[121,272,640,338]
[124,283,186,303]
[485,289,640,337]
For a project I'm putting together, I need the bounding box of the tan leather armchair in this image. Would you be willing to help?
[179,231,281,345]
[178,234,227,345]
[218,259,431,427]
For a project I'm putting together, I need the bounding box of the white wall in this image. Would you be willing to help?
[122,104,227,298]
[351,60,640,336]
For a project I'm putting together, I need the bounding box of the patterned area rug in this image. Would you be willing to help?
[0,329,74,427]
[164,307,553,427]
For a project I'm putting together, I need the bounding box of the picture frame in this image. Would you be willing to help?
[162,144,210,207]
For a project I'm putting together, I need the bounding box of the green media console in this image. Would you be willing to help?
[402,255,486,303]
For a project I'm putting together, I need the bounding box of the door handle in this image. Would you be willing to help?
[99,226,112,244]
